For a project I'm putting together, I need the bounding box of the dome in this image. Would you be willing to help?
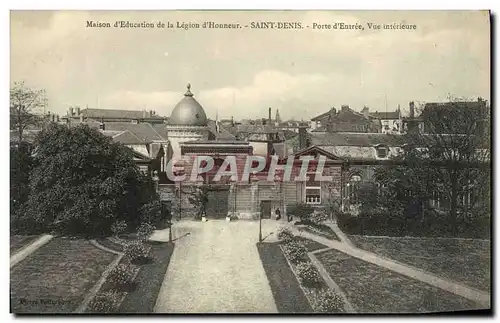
[169,84,208,126]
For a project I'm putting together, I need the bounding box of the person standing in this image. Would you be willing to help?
[275,208,281,220]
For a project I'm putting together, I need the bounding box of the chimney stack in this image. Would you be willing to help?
[298,122,308,150]
[409,101,415,119]
[69,107,74,116]
[150,110,153,117]
[362,106,369,119]
[268,107,272,124]
[76,106,80,116]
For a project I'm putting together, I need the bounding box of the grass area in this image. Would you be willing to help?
[300,225,340,241]
[10,235,39,254]
[348,235,491,292]
[316,248,484,313]
[118,241,174,313]
[257,242,313,313]
[10,237,116,313]
[294,237,329,252]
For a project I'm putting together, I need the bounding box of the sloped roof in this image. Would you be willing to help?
[370,111,400,120]
[110,130,144,145]
[207,120,236,140]
[310,132,407,147]
[81,108,164,120]
[102,122,166,142]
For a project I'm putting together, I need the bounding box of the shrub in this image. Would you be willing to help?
[107,264,136,288]
[283,240,308,264]
[88,290,121,313]
[277,227,295,242]
[111,220,127,236]
[316,289,344,313]
[287,203,315,222]
[137,222,155,241]
[295,261,322,287]
[124,240,149,262]
[310,210,328,226]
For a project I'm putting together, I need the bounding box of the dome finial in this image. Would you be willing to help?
[185,83,193,97]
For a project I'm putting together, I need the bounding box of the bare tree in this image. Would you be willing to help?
[411,98,490,229]
[10,81,47,143]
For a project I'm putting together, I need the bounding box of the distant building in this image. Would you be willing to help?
[61,106,166,124]
[362,106,402,134]
[311,105,381,133]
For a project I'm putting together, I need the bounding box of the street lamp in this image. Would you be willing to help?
[251,174,262,242]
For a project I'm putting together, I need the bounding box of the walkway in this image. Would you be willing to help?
[10,234,53,268]
[153,220,278,313]
[290,227,490,308]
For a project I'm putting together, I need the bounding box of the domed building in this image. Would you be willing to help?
[165,83,211,161]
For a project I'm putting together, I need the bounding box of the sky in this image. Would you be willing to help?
[10,10,490,121]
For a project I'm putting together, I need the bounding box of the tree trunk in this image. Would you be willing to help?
[449,174,459,235]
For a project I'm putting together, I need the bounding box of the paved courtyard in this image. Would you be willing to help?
[153,219,282,313]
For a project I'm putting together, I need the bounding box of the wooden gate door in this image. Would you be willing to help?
[261,200,272,219]
[206,186,230,219]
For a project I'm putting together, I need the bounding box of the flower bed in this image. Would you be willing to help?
[279,239,345,313]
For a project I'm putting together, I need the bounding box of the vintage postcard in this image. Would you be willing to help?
[10,10,491,314]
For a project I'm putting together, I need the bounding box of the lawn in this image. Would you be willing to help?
[294,237,329,252]
[315,249,484,313]
[10,237,116,314]
[348,235,491,292]
[10,235,40,254]
[257,242,313,313]
[118,241,174,313]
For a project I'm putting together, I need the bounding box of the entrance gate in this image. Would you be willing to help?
[205,185,230,219]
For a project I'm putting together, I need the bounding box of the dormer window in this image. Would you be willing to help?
[375,144,389,159]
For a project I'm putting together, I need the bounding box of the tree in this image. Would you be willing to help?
[375,98,491,236]
[186,186,209,220]
[10,82,47,143]
[10,144,33,231]
[18,123,159,236]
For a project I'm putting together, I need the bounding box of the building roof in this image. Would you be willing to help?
[100,122,166,142]
[207,120,236,140]
[168,84,208,126]
[79,108,164,120]
[310,132,407,147]
[311,108,336,121]
[109,130,144,145]
[370,111,400,120]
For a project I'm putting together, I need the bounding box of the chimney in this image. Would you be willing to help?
[298,122,308,150]
[231,116,235,127]
[69,107,74,116]
[57,114,60,122]
[362,106,369,119]
[268,107,272,125]
[76,106,80,116]
[150,110,153,117]
[409,101,415,119]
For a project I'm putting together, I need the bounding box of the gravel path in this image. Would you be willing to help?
[154,220,278,313]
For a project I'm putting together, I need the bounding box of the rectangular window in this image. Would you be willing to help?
[305,172,321,204]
